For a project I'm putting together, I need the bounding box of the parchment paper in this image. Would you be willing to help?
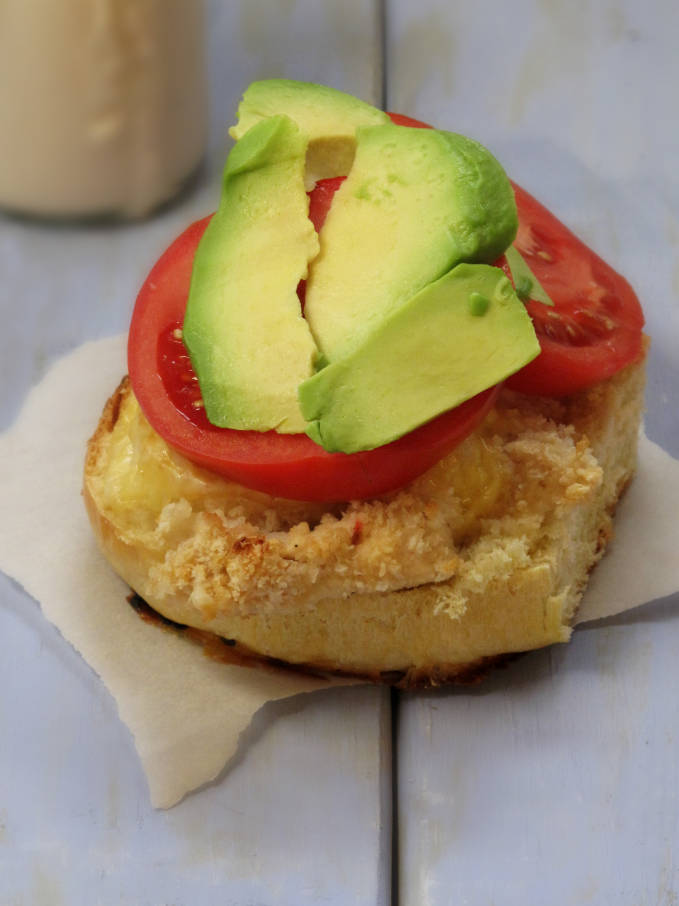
[1,335,678,807]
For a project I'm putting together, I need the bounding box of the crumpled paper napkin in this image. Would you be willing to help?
[1,335,678,806]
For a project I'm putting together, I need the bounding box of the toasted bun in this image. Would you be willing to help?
[83,352,645,686]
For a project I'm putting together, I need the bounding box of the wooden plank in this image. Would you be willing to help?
[0,2,391,903]
[388,1,679,901]
[0,593,391,904]
[396,615,679,904]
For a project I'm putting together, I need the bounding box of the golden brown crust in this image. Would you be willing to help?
[126,592,517,689]
[83,353,646,684]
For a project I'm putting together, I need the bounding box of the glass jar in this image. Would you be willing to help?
[0,0,207,219]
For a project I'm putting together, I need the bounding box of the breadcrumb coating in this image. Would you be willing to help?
[87,376,622,621]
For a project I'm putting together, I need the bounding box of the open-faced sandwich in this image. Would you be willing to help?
[84,80,646,687]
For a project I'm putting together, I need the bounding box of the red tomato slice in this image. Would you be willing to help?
[386,112,434,129]
[128,215,498,502]
[297,175,345,309]
[504,183,644,396]
[307,175,345,231]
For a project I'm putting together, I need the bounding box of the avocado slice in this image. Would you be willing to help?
[182,115,319,433]
[298,264,540,453]
[230,79,390,186]
[303,124,518,363]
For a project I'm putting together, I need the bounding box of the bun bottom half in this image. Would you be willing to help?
[84,354,645,687]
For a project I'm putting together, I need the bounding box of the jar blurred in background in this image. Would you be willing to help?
[0,0,207,220]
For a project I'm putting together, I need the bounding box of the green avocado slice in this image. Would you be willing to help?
[303,124,518,363]
[298,264,540,454]
[230,79,390,186]
[182,115,320,433]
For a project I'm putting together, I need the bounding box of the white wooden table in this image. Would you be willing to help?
[1,2,677,903]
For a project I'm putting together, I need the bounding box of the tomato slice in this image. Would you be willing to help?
[128,215,498,502]
[385,112,434,129]
[504,183,644,396]
[307,175,345,231]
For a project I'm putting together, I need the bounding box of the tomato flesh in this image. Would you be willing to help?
[504,183,644,396]
[385,112,434,129]
[307,175,345,230]
[158,321,206,424]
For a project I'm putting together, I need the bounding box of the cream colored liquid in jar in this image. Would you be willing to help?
[0,0,207,219]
